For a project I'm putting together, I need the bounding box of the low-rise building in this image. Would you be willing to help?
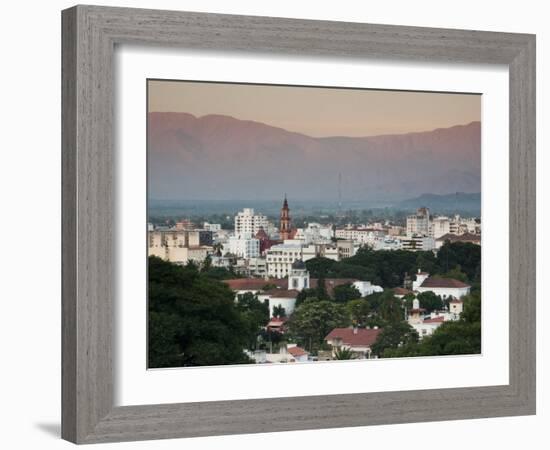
[325,327,382,359]
[416,276,471,299]
[399,235,436,252]
[257,289,300,316]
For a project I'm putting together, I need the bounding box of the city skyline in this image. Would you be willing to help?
[147,79,482,367]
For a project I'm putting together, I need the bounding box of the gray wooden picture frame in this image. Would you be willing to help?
[61,4,536,444]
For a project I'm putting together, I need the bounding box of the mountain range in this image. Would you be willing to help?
[148,112,481,203]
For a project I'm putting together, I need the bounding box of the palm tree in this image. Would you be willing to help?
[273,304,286,318]
[333,347,356,360]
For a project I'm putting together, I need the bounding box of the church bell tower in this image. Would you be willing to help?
[280,194,291,240]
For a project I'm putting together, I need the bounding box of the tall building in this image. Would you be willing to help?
[234,208,268,237]
[227,235,260,259]
[406,207,431,237]
[280,195,291,240]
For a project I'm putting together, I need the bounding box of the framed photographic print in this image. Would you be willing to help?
[62,5,536,444]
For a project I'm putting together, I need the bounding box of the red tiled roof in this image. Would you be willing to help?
[224,278,287,291]
[449,298,464,304]
[287,346,308,357]
[423,316,445,323]
[267,317,288,328]
[325,328,382,347]
[263,289,300,299]
[420,277,470,289]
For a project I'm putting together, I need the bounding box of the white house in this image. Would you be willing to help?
[412,270,431,290]
[257,289,299,316]
[411,316,446,339]
[352,281,383,297]
[407,298,446,339]
[324,327,382,359]
[416,276,471,299]
[286,344,309,362]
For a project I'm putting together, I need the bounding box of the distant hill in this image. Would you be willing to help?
[395,192,481,215]
[148,112,481,202]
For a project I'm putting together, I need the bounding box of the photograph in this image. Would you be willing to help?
[147,79,482,368]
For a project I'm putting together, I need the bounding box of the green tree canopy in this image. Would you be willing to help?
[236,292,270,349]
[416,291,444,312]
[378,290,405,324]
[440,265,469,282]
[333,283,362,303]
[371,321,419,356]
[286,298,351,352]
[346,299,371,327]
[148,256,254,368]
[272,304,286,318]
[384,292,481,358]
[435,242,481,282]
[305,257,336,277]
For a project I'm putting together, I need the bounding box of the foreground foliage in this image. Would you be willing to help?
[148,256,267,367]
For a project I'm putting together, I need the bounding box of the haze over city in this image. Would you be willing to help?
[148,80,481,204]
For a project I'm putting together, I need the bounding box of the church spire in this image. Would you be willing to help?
[280,194,291,240]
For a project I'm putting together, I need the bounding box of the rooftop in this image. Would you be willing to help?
[287,346,308,357]
[423,316,446,323]
[262,289,300,299]
[223,278,287,291]
[420,277,470,289]
[325,327,382,347]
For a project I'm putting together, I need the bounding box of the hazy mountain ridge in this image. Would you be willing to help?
[148,112,481,202]
[396,192,481,215]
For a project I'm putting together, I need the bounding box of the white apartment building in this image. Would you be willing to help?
[203,222,222,232]
[300,244,339,262]
[406,207,431,237]
[234,208,269,237]
[247,257,267,277]
[266,244,303,278]
[335,227,385,245]
[431,216,451,239]
[372,237,401,251]
[399,235,436,252]
[226,234,260,259]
